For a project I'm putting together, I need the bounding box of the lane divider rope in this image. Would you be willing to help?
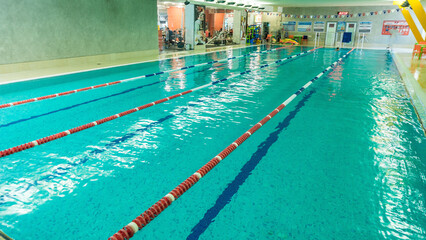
[107,47,355,240]
[0,45,294,110]
[0,47,321,159]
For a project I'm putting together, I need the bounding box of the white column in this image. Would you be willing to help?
[233,10,242,44]
[185,4,195,49]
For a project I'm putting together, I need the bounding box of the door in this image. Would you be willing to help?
[325,22,337,47]
[343,22,357,47]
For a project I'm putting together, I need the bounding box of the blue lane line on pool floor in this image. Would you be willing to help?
[0,63,228,128]
[3,56,309,194]
[0,53,308,197]
[0,48,294,129]
[0,86,235,202]
[186,89,316,240]
[8,84,239,192]
[0,46,280,110]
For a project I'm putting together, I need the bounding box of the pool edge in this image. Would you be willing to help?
[0,230,13,240]
[391,51,426,134]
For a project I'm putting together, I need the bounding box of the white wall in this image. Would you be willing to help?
[261,12,283,34]
[281,6,420,48]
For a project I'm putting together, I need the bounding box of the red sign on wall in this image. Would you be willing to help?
[382,20,410,35]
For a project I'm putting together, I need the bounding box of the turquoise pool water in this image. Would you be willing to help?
[0,46,425,239]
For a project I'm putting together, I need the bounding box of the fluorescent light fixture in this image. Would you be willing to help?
[227,2,235,5]
[236,3,244,6]
[217,0,226,3]
[259,7,265,10]
[245,4,252,7]
[252,6,258,8]
[205,0,214,2]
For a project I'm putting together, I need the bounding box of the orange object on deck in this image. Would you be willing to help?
[413,43,426,60]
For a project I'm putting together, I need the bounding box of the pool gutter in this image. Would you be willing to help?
[391,51,426,134]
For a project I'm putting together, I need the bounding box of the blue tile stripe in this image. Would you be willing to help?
[0,47,321,159]
[209,48,317,87]
[0,45,294,109]
[5,53,302,194]
[186,89,317,240]
[109,48,358,240]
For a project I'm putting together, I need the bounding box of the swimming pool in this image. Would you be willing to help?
[0,45,425,239]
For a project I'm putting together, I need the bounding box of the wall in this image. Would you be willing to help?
[248,12,260,25]
[205,11,215,35]
[261,12,283,34]
[214,13,225,31]
[167,7,184,30]
[0,0,159,65]
[281,6,420,48]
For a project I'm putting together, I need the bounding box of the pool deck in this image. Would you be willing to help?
[392,48,426,132]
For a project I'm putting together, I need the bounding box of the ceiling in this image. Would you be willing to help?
[158,0,401,8]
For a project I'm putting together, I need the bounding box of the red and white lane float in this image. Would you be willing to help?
[0,47,322,159]
[0,45,294,110]
[107,47,355,240]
